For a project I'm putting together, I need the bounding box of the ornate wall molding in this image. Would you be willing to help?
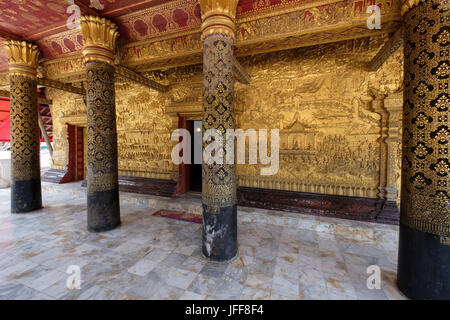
[115,65,169,92]
[38,78,86,96]
[43,54,85,82]
[368,27,405,72]
[30,0,403,79]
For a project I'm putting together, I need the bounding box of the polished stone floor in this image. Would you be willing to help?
[0,183,407,300]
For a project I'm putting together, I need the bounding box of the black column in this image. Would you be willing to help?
[85,61,120,232]
[10,75,42,213]
[202,34,238,262]
[397,0,449,299]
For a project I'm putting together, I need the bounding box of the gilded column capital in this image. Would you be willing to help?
[401,0,426,15]
[3,40,40,79]
[81,16,119,66]
[199,0,239,41]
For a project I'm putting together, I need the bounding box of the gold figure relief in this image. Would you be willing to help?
[49,35,404,201]
[115,77,173,178]
[234,38,404,198]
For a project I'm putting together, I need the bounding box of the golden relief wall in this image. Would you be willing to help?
[48,77,175,180]
[49,36,403,201]
[115,79,173,179]
[47,89,85,171]
[234,37,404,199]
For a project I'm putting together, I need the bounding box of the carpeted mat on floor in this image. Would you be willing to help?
[152,209,202,224]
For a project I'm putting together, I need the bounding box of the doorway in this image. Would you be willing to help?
[75,126,87,181]
[188,120,202,192]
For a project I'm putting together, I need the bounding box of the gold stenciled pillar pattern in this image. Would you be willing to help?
[4,40,42,213]
[81,16,121,232]
[201,0,239,211]
[200,0,239,261]
[401,0,449,241]
[397,0,449,300]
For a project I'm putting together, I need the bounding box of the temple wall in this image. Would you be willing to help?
[235,38,404,199]
[48,37,403,201]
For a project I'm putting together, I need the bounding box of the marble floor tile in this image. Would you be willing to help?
[199,262,228,278]
[187,274,225,296]
[0,281,42,300]
[0,259,39,278]
[165,267,197,290]
[0,183,406,300]
[244,273,273,292]
[271,275,299,299]
[240,286,271,300]
[179,290,206,300]
[180,257,207,273]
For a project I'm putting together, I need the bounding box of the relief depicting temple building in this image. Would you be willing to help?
[0,0,448,300]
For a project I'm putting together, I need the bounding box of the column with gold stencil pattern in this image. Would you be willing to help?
[81,16,121,232]
[398,0,449,299]
[200,0,239,261]
[4,40,42,213]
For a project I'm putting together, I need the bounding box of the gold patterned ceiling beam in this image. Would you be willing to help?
[37,78,86,96]
[115,65,169,93]
[117,0,401,71]
[367,28,404,72]
[38,0,402,80]
[0,89,52,105]
[233,57,250,85]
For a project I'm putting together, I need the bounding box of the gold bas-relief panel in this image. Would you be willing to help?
[46,88,86,170]
[235,37,403,199]
[115,77,173,179]
[49,36,403,200]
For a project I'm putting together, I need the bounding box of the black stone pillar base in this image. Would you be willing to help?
[11,179,42,213]
[202,204,238,262]
[87,187,121,232]
[397,224,450,300]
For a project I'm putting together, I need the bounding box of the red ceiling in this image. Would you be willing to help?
[78,0,172,17]
[0,0,69,40]
[0,0,308,71]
